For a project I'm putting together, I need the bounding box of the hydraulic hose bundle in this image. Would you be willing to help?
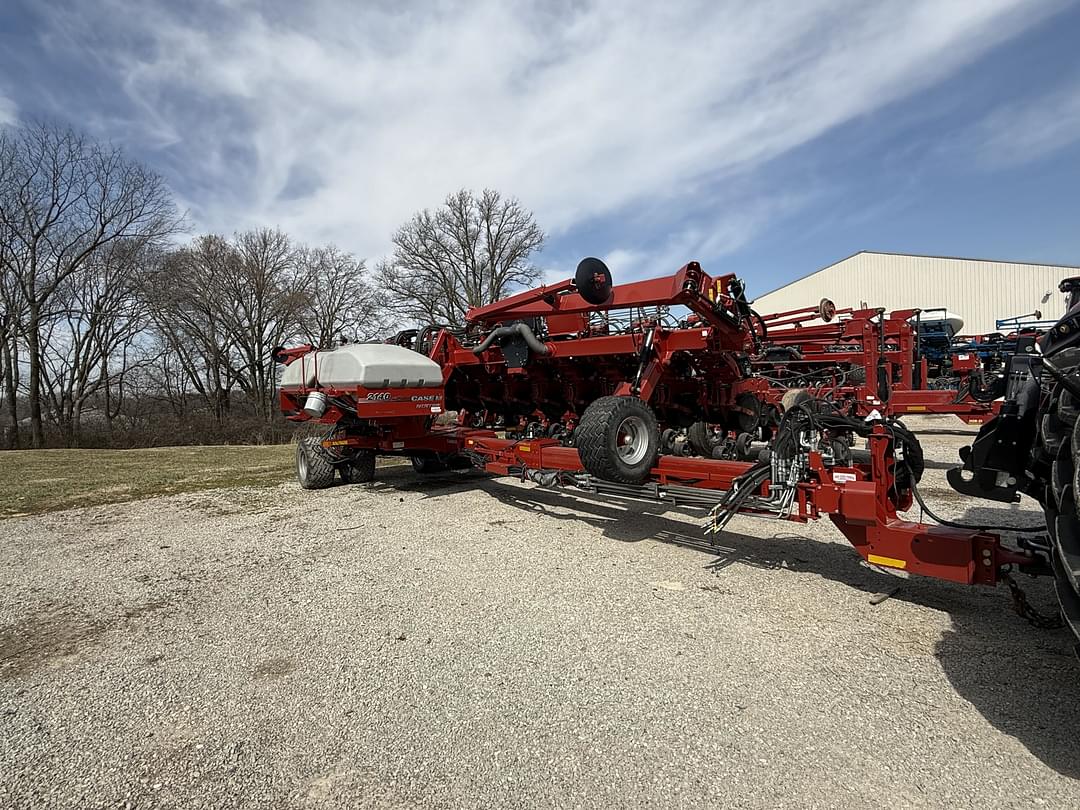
[704,396,927,537]
[470,322,551,356]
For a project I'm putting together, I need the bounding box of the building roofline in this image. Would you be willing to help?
[753,250,1080,300]
[753,250,862,298]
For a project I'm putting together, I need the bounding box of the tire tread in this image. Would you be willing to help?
[576,396,658,484]
[343,449,376,483]
[298,438,336,489]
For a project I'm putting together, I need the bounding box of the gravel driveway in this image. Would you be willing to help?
[2,421,1079,808]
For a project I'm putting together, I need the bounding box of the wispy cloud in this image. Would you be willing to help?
[972,78,1080,168]
[0,92,15,126]
[16,0,1069,274]
[584,187,815,284]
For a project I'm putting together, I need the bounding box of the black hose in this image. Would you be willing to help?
[470,325,511,353]
[471,322,551,356]
[711,464,771,523]
[905,465,1045,533]
[710,476,770,534]
[766,393,1042,533]
[751,309,768,342]
[1041,358,1080,400]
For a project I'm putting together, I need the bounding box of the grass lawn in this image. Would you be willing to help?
[0,445,299,518]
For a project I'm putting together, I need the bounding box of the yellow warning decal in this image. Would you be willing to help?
[519,445,531,452]
[868,554,907,569]
[906,405,927,412]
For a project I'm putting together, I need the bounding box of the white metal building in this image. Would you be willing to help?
[752,251,1080,335]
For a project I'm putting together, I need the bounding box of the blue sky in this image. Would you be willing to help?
[2,0,1079,298]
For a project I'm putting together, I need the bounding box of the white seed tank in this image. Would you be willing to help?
[910,310,965,334]
[279,344,443,390]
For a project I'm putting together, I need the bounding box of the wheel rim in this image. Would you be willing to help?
[298,446,308,481]
[616,415,650,465]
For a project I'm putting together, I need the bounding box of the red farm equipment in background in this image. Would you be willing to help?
[750,301,1001,427]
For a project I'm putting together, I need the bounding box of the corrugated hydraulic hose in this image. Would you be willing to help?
[470,323,551,356]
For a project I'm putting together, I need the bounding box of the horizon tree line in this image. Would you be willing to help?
[0,120,545,449]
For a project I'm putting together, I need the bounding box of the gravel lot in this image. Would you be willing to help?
[2,418,1079,808]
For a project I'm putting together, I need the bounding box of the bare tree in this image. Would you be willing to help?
[0,135,25,448]
[379,189,544,327]
[296,245,385,346]
[0,122,181,446]
[36,240,154,445]
[225,228,309,419]
[0,123,398,447]
[146,229,311,423]
[0,226,19,447]
[143,236,241,424]
[141,332,192,419]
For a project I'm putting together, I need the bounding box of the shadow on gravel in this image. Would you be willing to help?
[932,505,1080,781]
[365,466,484,496]
[384,472,1080,780]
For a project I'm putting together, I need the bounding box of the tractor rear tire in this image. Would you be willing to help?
[1043,350,1080,639]
[297,438,336,490]
[341,450,376,484]
[576,396,659,484]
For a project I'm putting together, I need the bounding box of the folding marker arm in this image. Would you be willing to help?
[466,262,746,336]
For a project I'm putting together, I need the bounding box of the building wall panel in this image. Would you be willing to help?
[752,252,1077,335]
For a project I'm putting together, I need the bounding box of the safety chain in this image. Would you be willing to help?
[1002,573,1065,630]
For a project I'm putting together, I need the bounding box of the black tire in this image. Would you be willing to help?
[297,437,336,490]
[735,432,754,460]
[576,396,659,484]
[686,421,721,458]
[341,450,376,484]
[411,454,447,474]
[1042,353,1080,639]
[732,392,763,433]
[1060,388,1080,429]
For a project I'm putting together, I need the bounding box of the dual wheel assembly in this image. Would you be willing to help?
[297,438,472,490]
[296,437,376,489]
[1040,350,1080,637]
